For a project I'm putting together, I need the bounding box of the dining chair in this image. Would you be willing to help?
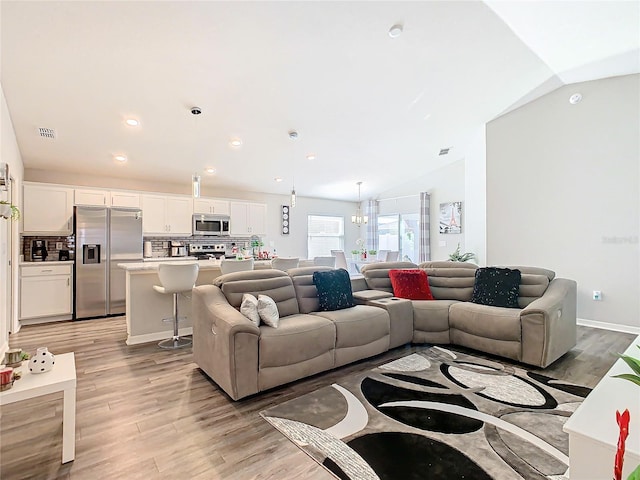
[377,250,390,261]
[386,251,399,262]
[220,258,255,274]
[313,256,336,268]
[330,250,348,270]
[271,257,300,271]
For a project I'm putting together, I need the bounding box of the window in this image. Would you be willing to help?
[308,215,344,258]
[378,213,419,262]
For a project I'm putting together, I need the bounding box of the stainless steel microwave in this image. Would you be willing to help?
[192,214,231,236]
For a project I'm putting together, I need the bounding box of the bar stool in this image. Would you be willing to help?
[153,262,199,349]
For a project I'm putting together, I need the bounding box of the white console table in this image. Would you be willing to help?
[564,335,640,479]
[0,352,77,463]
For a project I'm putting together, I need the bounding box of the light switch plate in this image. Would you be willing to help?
[439,240,446,247]
[56,242,64,250]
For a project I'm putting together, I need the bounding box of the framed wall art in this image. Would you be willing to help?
[439,201,462,234]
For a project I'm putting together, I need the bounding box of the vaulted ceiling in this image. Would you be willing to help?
[2,1,638,201]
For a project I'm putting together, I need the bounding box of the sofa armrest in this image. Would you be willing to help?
[192,284,260,400]
[520,278,577,367]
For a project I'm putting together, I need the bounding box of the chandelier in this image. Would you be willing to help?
[351,181,368,225]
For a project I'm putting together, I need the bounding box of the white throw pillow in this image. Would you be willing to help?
[240,293,260,327]
[257,294,279,328]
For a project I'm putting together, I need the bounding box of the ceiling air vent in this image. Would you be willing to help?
[37,127,56,139]
[438,148,450,156]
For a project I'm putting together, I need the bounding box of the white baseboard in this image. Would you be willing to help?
[126,327,193,346]
[577,318,640,336]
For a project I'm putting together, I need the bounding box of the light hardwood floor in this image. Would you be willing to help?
[0,317,635,479]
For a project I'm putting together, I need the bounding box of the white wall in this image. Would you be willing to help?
[464,126,487,265]
[378,159,467,262]
[486,74,639,331]
[1,82,25,351]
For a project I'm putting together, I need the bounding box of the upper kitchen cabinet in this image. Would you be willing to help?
[23,183,73,235]
[193,198,230,215]
[110,191,140,208]
[75,188,109,206]
[230,202,267,236]
[141,194,192,235]
[75,188,140,208]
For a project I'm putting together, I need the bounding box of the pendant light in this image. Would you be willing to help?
[351,181,368,225]
[290,178,296,208]
[192,173,201,198]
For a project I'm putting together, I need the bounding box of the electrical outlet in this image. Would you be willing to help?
[593,290,602,301]
[56,242,63,250]
[439,240,446,247]
[162,241,169,248]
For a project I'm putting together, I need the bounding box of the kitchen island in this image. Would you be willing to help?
[118,259,271,345]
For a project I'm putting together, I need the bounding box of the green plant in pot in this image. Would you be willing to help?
[0,201,20,221]
[448,243,474,262]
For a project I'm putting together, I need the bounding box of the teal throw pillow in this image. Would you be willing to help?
[313,268,354,311]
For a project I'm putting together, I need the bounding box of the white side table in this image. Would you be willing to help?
[0,352,77,463]
[564,336,640,479]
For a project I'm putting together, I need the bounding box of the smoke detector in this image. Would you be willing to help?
[288,130,298,140]
[569,93,582,105]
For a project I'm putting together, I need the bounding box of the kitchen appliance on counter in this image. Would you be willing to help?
[188,243,226,260]
[74,206,143,319]
[170,241,187,257]
[31,239,48,261]
[192,214,230,236]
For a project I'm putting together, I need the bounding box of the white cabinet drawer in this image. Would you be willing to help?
[21,264,72,277]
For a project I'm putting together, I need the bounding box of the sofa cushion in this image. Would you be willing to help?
[214,269,300,318]
[288,266,334,314]
[449,302,522,342]
[259,314,336,369]
[419,262,478,301]
[313,305,389,349]
[258,294,279,328]
[360,261,419,292]
[240,293,260,326]
[471,267,521,308]
[518,273,550,308]
[313,269,354,311]
[389,269,434,300]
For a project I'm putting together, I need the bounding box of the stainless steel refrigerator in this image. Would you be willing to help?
[74,206,143,319]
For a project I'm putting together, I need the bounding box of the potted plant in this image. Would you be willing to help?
[0,201,20,221]
[448,243,474,262]
[350,249,360,260]
[368,250,377,257]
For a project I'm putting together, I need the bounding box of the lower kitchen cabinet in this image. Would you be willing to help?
[20,263,73,321]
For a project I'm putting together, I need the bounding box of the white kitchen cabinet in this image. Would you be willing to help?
[142,194,192,235]
[193,198,230,215]
[23,183,74,235]
[230,202,267,236]
[75,188,109,206]
[110,191,140,208]
[20,263,73,320]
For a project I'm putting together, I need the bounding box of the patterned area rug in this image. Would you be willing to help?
[260,347,591,480]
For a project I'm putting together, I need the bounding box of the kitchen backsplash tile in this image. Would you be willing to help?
[22,235,75,262]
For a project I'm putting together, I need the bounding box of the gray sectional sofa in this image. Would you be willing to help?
[192,262,577,400]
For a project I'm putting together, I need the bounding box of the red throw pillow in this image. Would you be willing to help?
[389,269,434,300]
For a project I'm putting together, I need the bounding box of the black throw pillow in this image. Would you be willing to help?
[313,268,355,311]
[471,267,521,308]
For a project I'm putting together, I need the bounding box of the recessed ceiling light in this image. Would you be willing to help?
[274,177,283,182]
[569,93,582,105]
[114,155,127,163]
[125,118,139,127]
[230,138,243,147]
[306,154,316,161]
[388,24,403,38]
[205,167,216,174]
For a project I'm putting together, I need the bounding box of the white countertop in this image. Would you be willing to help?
[143,256,197,262]
[118,259,272,272]
[19,260,75,266]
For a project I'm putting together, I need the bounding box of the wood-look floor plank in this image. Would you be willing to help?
[0,315,635,479]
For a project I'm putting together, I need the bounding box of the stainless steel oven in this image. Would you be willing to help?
[192,214,231,236]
